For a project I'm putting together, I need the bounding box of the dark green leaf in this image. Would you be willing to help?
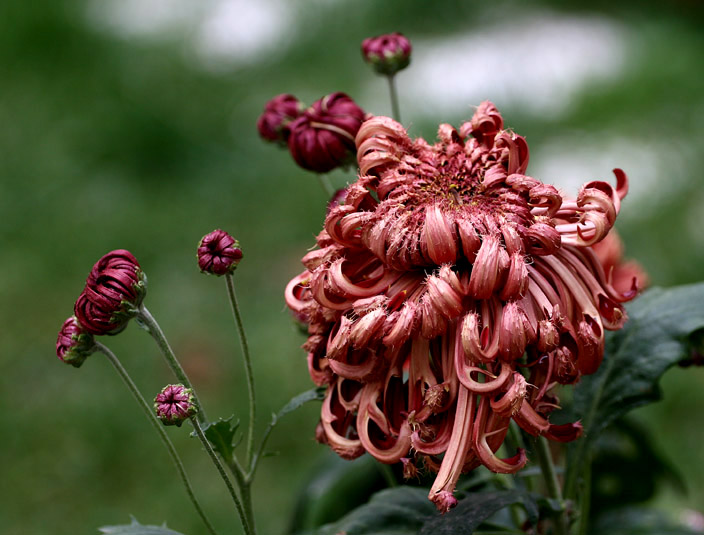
[420,490,533,535]
[201,416,240,464]
[98,516,184,535]
[589,507,701,535]
[307,486,436,535]
[289,453,389,533]
[567,283,704,496]
[271,386,326,426]
[299,485,535,535]
[590,417,686,513]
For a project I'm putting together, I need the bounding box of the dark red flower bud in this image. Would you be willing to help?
[198,229,243,275]
[287,92,366,173]
[56,316,95,367]
[361,32,412,76]
[154,384,197,426]
[257,93,304,145]
[74,250,146,336]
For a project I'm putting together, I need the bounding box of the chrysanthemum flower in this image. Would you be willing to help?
[285,101,643,511]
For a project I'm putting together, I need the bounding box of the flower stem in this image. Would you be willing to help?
[224,274,257,469]
[535,437,568,535]
[576,459,592,535]
[191,416,254,535]
[386,74,401,123]
[137,305,207,425]
[317,174,335,198]
[95,342,219,535]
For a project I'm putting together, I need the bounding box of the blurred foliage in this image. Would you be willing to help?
[1,0,703,534]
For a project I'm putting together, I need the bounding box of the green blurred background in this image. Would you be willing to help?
[2,0,703,533]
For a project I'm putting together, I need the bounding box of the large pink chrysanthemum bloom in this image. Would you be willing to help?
[285,101,642,512]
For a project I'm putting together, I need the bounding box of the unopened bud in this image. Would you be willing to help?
[154,384,197,426]
[74,249,146,336]
[257,94,304,145]
[198,229,243,276]
[56,316,95,368]
[287,92,366,173]
[361,33,412,76]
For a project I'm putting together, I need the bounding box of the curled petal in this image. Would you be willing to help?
[490,372,527,418]
[422,205,458,265]
[320,382,365,460]
[499,252,528,301]
[350,308,387,348]
[468,235,502,299]
[457,217,481,262]
[425,275,464,320]
[384,302,419,348]
[499,301,536,361]
[473,397,527,474]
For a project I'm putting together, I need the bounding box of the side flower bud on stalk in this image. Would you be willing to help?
[285,101,647,512]
[154,384,198,427]
[361,32,412,76]
[287,92,367,173]
[257,93,304,145]
[56,316,95,367]
[74,249,147,336]
[198,229,243,276]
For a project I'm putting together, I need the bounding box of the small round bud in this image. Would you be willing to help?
[74,250,147,336]
[257,94,304,145]
[198,229,243,275]
[56,316,95,368]
[361,32,412,76]
[287,92,366,173]
[154,384,197,426]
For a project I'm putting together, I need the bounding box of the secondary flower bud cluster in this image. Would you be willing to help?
[258,92,368,174]
[286,101,645,511]
[56,250,146,366]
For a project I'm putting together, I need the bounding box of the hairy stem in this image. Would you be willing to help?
[137,305,207,424]
[387,74,401,123]
[191,417,253,535]
[224,274,256,469]
[95,342,219,535]
[535,437,568,535]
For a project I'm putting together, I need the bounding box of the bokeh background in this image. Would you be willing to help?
[2,0,703,533]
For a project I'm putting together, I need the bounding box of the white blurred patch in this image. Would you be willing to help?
[399,12,627,119]
[528,136,688,221]
[86,0,200,36]
[193,0,292,67]
[87,0,292,66]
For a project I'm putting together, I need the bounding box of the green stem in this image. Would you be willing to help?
[577,458,592,535]
[535,437,568,535]
[317,174,335,198]
[224,274,256,469]
[386,74,401,123]
[95,342,219,535]
[191,417,253,535]
[137,305,207,425]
